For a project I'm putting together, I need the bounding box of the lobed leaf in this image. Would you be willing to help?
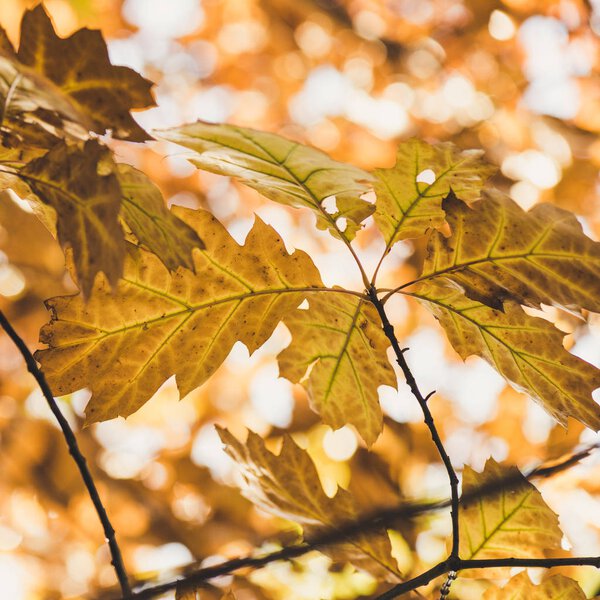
[35,209,323,423]
[13,4,154,142]
[20,139,125,297]
[117,164,204,271]
[278,293,396,446]
[459,459,562,577]
[411,280,600,430]
[483,572,586,599]
[219,427,402,581]
[421,190,600,312]
[154,121,374,240]
[373,139,495,247]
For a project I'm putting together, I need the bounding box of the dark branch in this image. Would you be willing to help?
[0,311,131,596]
[113,415,600,598]
[367,285,461,559]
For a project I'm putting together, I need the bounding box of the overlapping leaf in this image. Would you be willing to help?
[219,428,402,581]
[3,4,155,143]
[117,164,204,271]
[35,208,323,423]
[373,139,494,247]
[155,122,374,240]
[278,293,396,446]
[483,572,586,599]
[459,459,562,577]
[20,139,125,296]
[421,190,600,312]
[411,280,600,429]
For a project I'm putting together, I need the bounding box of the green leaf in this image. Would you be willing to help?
[219,427,402,581]
[117,164,204,271]
[35,209,323,423]
[420,190,600,312]
[373,139,495,247]
[278,293,396,446]
[483,572,586,599]
[20,139,125,297]
[411,279,600,430]
[459,459,562,577]
[155,121,374,240]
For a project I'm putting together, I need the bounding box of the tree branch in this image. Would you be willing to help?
[111,440,598,599]
[367,285,461,560]
[0,311,131,596]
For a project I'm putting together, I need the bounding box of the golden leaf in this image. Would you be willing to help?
[219,428,402,581]
[411,280,600,429]
[35,209,323,423]
[118,164,204,271]
[459,459,563,578]
[373,139,495,247]
[13,4,154,142]
[421,190,600,312]
[278,293,396,446]
[20,139,125,297]
[483,572,586,599]
[155,121,374,240]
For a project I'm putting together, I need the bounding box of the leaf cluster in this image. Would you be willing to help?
[1,4,599,599]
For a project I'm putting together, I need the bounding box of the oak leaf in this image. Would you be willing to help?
[35,209,323,423]
[218,427,402,581]
[412,280,600,430]
[373,139,494,247]
[11,4,154,142]
[118,164,204,271]
[20,139,125,297]
[278,293,396,446]
[155,122,374,240]
[421,190,600,312]
[483,572,586,599]
[459,459,562,577]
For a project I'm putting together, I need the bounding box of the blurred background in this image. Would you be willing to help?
[1,0,600,598]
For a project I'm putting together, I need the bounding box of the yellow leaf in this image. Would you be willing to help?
[483,572,586,599]
[20,139,125,297]
[373,139,494,247]
[118,164,204,271]
[14,4,154,142]
[421,190,600,312]
[278,293,396,446]
[218,428,402,581]
[459,459,562,577]
[35,209,322,423]
[412,280,600,430]
[155,122,374,240]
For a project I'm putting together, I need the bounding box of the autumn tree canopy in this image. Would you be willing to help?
[0,2,600,600]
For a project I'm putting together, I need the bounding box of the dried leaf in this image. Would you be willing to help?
[118,164,204,270]
[155,122,374,240]
[412,280,600,430]
[278,293,396,446]
[35,209,323,423]
[15,4,154,142]
[421,190,600,312]
[20,139,125,297]
[219,428,402,581]
[373,139,494,246]
[483,572,586,599]
[459,459,563,577]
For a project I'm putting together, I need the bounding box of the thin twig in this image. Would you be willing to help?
[376,556,600,599]
[114,440,599,599]
[367,285,461,561]
[0,311,131,596]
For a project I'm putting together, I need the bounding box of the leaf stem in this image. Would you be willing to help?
[366,285,461,559]
[0,311,131,596]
